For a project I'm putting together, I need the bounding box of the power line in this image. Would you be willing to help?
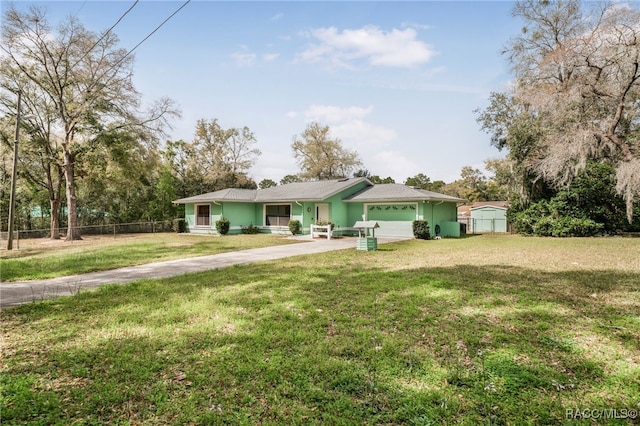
[66,0,190,113]
[70,0,139,70]
[121,0,190,63]
[73,0,88,17]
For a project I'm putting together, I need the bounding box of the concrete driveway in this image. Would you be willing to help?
[0,236,407,309]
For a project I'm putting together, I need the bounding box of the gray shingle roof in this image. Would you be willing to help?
[173,178,370,204]
[344,184,465,203]
[173,188,257,204]
[173,180,465,204]
[255,177,370,201]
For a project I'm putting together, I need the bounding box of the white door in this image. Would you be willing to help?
[316,204,329,223]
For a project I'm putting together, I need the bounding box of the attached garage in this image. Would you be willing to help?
[345,185,465,238]
[365,203,417,237]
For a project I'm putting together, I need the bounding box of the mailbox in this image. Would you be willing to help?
[353,220,380,251]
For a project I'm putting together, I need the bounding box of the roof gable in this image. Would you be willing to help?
[470,201,509,210]
[173,188,257,204]
[345,184,465,203]
[256,177,370,201]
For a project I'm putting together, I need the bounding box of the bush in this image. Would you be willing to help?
[511,201,604,237]
[315,220,334,230]
[510,162,640,235]
[215,217,230,235]
[172,218,186,233]
[413,220,430,240]
[551,217,603,237]
[288,220,301,235]
[241,223,260,234]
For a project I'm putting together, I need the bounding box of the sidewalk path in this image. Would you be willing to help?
[1,236,405,309]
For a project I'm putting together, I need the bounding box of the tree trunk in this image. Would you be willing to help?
[63,150,82,241]
[49,197,60,240]
[46,167,62,240]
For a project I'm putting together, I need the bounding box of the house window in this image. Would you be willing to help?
[196,204,210,226]
[265,204,290,227]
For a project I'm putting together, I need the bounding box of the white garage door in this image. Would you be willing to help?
[371,221,414,238]
[366,204,416,238]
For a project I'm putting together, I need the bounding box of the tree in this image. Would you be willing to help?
[291,122,361,180]
[78,129,163,223]
[404,173,442,192]
[190,118,260,189]
[484,158,513,201]
[259,179,277,189]
[162,139,207,197]
[0,76,65,238]
[404,173,431,189]
[370,175,395,184]
[476,92,554,207]
[279,174,301,185]
[459,166,489,203]
[481,0,640,222]
[353,169,394,184]
[1,6,177,240]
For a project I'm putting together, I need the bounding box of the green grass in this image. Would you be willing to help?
[1,236,639,424]
[0,233,300,281]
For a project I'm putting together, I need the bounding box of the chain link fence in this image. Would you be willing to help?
[0,220,177,244]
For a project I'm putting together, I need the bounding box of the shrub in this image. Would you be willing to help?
[215,217,230,235]
[511,201,604,237]
[288,220,301,235]
[551,217,603,237]
[315,220,334,230]
[413,220,430,240]
[241,223,260,234]
[172,218,186,233]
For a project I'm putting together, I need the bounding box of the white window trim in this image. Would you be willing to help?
[263,203,292,227]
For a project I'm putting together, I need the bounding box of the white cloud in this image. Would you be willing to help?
[304,104,373,123]
[231,51,256,67]
[299,25,436,68]
[270,12,284,22]
[366,150,422,181]
[285,111,298,118]
[401,21,432,31]
[263,53,280,62]
[301,104,397,151]
[422,66,447,78]
[333,120,397,150]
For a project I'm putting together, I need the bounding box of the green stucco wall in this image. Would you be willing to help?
[185,204,194,228]
[219,203,255,231]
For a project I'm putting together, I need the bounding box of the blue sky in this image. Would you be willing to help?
[9,1,522,184]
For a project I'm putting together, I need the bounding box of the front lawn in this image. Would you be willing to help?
[1,236,639,424]
[0,233,301,282]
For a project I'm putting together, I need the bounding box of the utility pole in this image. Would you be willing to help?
[7,91,22,250]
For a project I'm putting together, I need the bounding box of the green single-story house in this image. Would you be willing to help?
[173,177,465,238]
